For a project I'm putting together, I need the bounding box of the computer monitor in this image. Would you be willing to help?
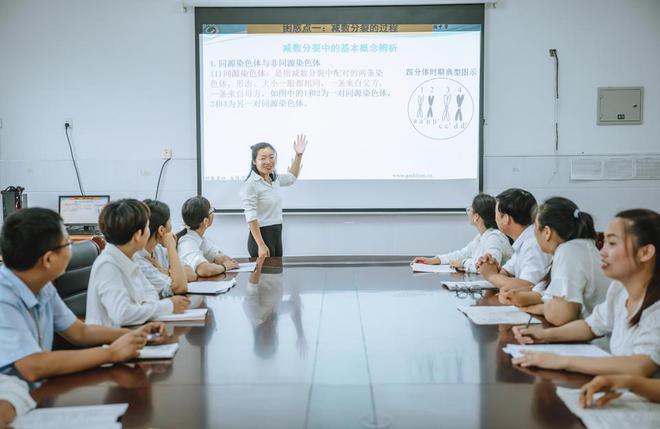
[58,195,110,229]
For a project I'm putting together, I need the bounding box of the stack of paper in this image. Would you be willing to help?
[443,280,495,291]
[12,403,128,429]
[138,343,180,360]
[502,343,611,359]
[411,263,455,273]
[152,308,208,322]
[226,262,257,273]
[457,305,542,325]
[187,279,236,295]
[556,386,660,429]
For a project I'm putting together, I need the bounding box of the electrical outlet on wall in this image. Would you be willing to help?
[64,118,73,128]
[161,148,173,159]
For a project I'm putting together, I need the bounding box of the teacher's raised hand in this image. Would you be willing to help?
[294,134,308,155]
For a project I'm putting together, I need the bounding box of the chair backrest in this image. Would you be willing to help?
[53,240,100,318]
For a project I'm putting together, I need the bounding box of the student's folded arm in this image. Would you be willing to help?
[59,319,128,346]
[543,319,596,343]
[563,354,658,377]
[488,274,533,290]
[628,377,660,402]
[543,297,581,326]
[163,246,187,294]
[13,347,113,383]
[195,261,225,277]
[97,269,172,326]
[514,291,543,307]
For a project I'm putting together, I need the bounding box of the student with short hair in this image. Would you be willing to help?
[0,375,35,425]
[500,197,610,325]
[478,188,552,291]
[134,199,192,297]
[512,209,660,377]
[86,199,189,327]
[177,196,239,277]
[0,208,165,384]
[413,193,512,272]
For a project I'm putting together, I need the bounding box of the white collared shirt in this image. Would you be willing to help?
[134,245,173,298]
[86,244,174,327]
[534,239,610,319]
[436,228,513,273]
[0,374,35,417]
[178,229,223,269]
[586,281,660,364]
[501,225,552,285]
[240,171,296,227]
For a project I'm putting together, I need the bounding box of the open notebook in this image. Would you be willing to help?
[226,262,257,273]
[11,403,128,429]
[443,280,495,291]
[502,343,611,359]
[152,308,208,322]
[187,279,236,295]
[457,305,542,325]
[411,263,455,273]
[138,343,180,360]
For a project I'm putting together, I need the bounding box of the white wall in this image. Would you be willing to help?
[1,0,659,257]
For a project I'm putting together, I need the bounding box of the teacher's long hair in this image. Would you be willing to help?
[245,142,278,181]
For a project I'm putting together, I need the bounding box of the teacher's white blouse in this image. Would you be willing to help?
[240,171,296,227]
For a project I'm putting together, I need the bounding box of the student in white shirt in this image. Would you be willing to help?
[500,197,610,325]
[512,209,660,377]
[478,188,552,291]
[87,199,190,327]
[177,196,239,277]
[0,374,35,425]
[240,135,308,258]
[413,193,512,272]
[134,199,192,297]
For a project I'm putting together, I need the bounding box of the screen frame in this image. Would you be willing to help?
[194,5,484,213]
[58,195,110,227]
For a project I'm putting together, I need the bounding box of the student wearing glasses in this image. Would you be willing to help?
[134,199,192,297]
[413,193,512,272]
[0,208,166,384]
[177,196,239,277]
[86,199,190,327]
[512,209,660,377]
[240,134,308,258]
[477,188,552,291]
[499,197,610,325]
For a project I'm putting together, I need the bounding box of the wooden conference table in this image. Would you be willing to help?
[33,258,587,429]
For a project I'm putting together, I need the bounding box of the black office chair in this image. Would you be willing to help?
[53,240,100,319]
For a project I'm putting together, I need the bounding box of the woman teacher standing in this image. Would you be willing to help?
[240,134,308,257]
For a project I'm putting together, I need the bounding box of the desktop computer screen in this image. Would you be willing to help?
[58,195,110,227]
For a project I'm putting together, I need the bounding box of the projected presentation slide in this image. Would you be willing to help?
[199,23,481,210]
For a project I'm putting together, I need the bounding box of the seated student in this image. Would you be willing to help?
[580,374,660,407]
[0,374,35,426]
[500,197,610,325]
[477,188,552,291]
[134,199,193,297]
[0,208,166,384]
[86,199,189,327]
[177,196,239,277]
[413,193,513,272]
[512,209,660,377]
